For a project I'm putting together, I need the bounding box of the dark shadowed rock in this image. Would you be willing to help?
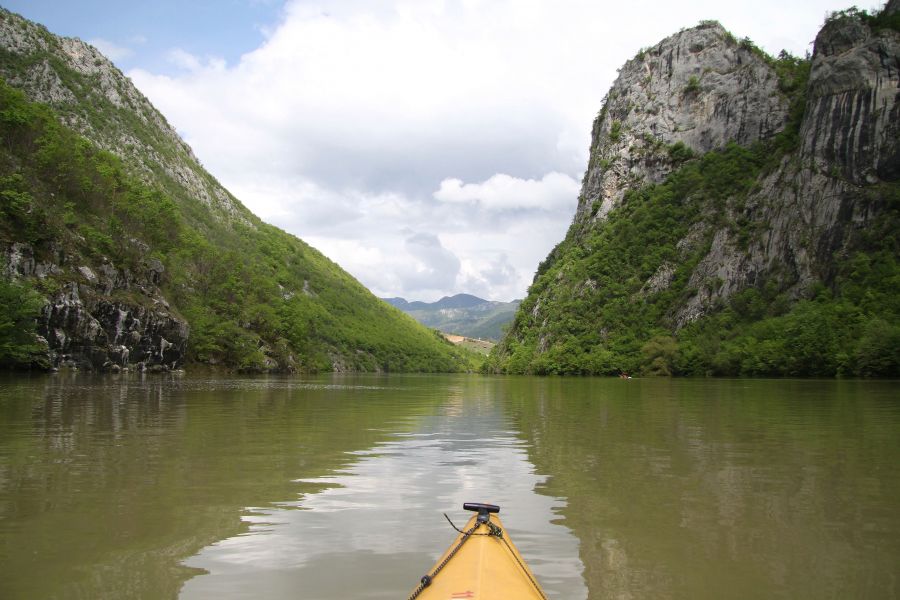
[4,243,188,371]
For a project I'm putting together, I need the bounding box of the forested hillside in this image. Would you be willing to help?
[488,5,900,377]
[0,9,473,373]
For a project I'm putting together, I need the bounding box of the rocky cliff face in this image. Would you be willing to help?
[4,242,188,371]
[494,3,900,375]
[674,7,899,325]
[577,21,789,223]
[803,6,900,185]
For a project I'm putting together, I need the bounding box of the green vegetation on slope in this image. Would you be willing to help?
[487,49,900,378]
[673,188,900,377]
[0,13,220,223]
[826,5,900,33]
[0,80,476,372]
[0,278,45,367]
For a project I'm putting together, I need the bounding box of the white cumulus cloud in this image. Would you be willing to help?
[127,0,840,301]
[435,172,580,211]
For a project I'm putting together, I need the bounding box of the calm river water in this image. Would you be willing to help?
[0,373,898,599]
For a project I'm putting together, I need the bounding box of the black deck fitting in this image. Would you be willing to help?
[463,502,500,523]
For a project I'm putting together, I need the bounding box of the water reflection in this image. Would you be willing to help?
[502,377,900,600]
[181,381,586,599]
[2,374,898,600]
[0,373,492,599]
[0,372,201,600]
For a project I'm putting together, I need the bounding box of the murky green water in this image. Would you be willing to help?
[0,373,897,599]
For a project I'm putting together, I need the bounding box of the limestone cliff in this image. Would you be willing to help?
[0,8,200,371]
[577,21,789,223]
[492,3,900,376]
[675,5,899,325]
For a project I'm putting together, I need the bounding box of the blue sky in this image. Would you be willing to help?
[1,0,856,302]
[2,0,285,74]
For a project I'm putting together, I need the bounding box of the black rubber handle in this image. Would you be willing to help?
[463,502,500,514]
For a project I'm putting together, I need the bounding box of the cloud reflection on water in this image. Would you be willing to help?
[180,400,587,599]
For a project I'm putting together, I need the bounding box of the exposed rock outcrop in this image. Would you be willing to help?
[674,10,900,325]
[577,22,789,223]
[4,242,188,371]
[802,10,900,184]
[0,8,200,371]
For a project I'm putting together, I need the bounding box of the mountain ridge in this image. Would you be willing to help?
[383,294,521,341]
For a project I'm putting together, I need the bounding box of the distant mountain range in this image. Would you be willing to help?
[382,294,520,341]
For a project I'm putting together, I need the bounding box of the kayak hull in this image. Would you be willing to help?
[409,512,546,600]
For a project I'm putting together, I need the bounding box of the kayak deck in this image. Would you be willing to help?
[408,504,547,600]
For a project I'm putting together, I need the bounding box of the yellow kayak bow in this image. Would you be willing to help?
[407,503,548,600]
